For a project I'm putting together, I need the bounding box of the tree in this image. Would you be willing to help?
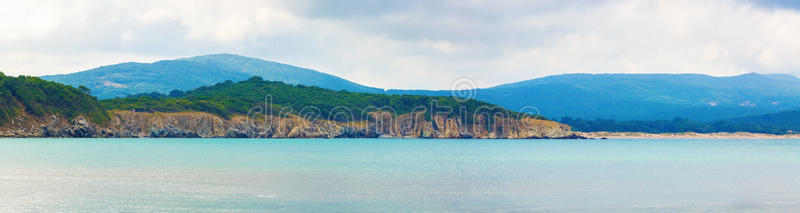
[248,76,263,81]
[78,85,91,94]
[168,90,184,97]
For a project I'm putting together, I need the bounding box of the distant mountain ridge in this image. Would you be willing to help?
[388,73,800,121]
[41,54,382,99]
[179,54,383,93]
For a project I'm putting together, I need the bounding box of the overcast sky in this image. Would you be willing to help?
[0,0,798,89]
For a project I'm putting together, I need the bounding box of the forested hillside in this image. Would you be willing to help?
[0,72,109,125]
[101,76,531,122]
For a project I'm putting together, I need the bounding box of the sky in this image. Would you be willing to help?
[0,0,798,90]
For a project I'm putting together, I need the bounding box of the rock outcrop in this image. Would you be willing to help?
[0,111,581,139]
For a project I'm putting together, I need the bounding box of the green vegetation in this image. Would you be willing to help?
[102,77,537,122]
[0,73,109,125]
[560,116,799,135]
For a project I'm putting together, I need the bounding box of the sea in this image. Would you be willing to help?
[1,138,799,212]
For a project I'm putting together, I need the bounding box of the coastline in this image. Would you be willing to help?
[0,111,580,139]
[578,131,800,139]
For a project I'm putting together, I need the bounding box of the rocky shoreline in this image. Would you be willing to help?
[9,112,796,139]
[0,111,583,139]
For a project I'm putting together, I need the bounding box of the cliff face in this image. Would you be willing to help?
[0,111,580,139]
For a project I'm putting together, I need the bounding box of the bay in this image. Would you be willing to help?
[1,138,799,212]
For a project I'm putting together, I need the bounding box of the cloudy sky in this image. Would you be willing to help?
[0,0,798,89]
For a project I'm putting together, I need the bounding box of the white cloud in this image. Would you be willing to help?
[0,0,798,89]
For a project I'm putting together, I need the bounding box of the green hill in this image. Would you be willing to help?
[41,54,382,99]
[101,76,526,122]
[725,109,800,133]
[0,72,109,125]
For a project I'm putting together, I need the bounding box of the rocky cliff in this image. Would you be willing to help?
[0,111,581,139]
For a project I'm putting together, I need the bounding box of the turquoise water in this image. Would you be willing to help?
[1,138,799,212]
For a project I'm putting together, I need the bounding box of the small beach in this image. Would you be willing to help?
[579,131,800,139]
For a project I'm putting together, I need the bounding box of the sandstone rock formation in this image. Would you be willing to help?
[0,111,581,139]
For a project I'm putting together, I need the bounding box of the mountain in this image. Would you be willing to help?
[41,60,247,99]
[41,54,382,99]
[179,54,382,93]
[0,72,109,126]
[388,73,800,121]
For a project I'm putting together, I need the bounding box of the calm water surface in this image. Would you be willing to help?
[1,138,799,212]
